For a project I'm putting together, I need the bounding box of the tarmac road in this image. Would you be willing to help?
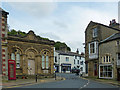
[14,73,119,89]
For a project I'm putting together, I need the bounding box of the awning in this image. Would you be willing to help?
[61,63,71,66]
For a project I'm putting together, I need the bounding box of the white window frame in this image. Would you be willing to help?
[66,57,69,62]
[89,41,98,55]
[99,64,113,79]
[93,27,98,38]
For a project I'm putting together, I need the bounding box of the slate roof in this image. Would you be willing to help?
[85,21,120,32]
[56,50,84,57]
[100,33,120,44]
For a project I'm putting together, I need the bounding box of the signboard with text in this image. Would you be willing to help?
[8,59,16,80]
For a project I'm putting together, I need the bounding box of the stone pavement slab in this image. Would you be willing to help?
[2,76,64,88]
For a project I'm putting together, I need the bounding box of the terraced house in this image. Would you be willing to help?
[85,19,120,80]
[0,8,55,80]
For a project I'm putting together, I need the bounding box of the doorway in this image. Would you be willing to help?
[28,60,35,75]
[117,68,120,81]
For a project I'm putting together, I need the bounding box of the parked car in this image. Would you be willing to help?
[71,67,80,74]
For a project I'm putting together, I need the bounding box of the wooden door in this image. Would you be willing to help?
[28,60,35,75]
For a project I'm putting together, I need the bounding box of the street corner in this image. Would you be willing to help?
[79,76,89,81]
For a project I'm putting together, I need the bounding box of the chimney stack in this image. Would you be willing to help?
[76,48,79,54]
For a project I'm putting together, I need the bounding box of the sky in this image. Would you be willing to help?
[1,1,118,53]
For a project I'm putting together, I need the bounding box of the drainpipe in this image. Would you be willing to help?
[0,9,2,75]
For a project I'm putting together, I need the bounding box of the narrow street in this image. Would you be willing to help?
[11,73,119,89]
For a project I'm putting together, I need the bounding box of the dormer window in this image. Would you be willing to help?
[93,27,98,37]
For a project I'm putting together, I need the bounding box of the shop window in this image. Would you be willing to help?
[99,65,113,78]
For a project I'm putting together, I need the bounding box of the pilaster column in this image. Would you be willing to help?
[21,54,27,74]
[35,55,41,74]
[50,56,54,74]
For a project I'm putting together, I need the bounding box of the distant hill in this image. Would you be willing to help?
[8,29,71,51]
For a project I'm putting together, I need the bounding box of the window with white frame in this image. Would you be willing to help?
[89,42,98,55]
[93,27,98,37]
[55,56,57,62]
[99,65,113,78]
[118,53,120,60]
[66,57,69,62]
[81,61,83,65]
[77,60,79,64]
[102,55,111,63]
[74,59,75,64]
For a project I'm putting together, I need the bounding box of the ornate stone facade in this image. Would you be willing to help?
[7,31,55,77]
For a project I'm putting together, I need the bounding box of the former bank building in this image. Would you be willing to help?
[1,8,55,80]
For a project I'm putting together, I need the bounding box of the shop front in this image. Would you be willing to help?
[99,64,113,79]
[61,63,71,73]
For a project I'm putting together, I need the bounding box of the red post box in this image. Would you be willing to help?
[8,59,16,80]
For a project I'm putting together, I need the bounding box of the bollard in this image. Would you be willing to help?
[36,74,37,82]
[55,72,56,80]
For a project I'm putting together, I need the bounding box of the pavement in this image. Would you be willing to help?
[1,76,65,88]
[81,76,120,87]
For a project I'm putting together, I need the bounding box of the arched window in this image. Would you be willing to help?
[11,48,21,68]
[11,53,15,60]
[46,56,49,69]
[42,55,45,69]
[41,50,50,69]
[16,53,20,68]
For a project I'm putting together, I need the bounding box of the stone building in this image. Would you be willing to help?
[0,8,9,80]
[85,20,120,78]
[99,33,120,80]
[7,30,55,78]
[0,8,55,80]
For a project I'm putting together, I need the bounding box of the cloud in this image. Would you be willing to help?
[53,20,68,28]
[5,2,117,53]
[39,32,61,41]
[8,2,57,17]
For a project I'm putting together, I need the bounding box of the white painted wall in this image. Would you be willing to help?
[59,55,74,73]
[54,51,85,74]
